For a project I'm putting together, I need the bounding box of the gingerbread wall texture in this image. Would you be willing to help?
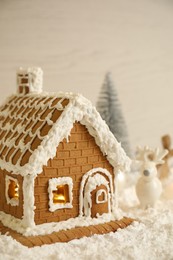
[34,122,114,224]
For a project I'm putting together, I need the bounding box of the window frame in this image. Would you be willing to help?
[5,175,19,206]
[48,177,73,212]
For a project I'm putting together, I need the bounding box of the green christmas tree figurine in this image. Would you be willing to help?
[96,72,131,156]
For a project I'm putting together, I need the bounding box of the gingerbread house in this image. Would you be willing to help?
[0,68,131,236]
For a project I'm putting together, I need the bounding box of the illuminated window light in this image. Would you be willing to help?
[48,177,73,211]
[8,180,19,200]
[53,184,69,204]
[5,175,20,206]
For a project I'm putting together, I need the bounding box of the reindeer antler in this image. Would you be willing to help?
[136,146,168,165]
[152,148,168,165]
[136,146,153,162]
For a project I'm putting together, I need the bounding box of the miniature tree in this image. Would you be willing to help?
[96,72,131,156]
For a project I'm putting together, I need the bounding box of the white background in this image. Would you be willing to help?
[0,0,173,151]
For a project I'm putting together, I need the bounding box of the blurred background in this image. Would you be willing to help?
[0,0,173,151]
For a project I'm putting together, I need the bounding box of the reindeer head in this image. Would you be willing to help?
[136,146,168,180]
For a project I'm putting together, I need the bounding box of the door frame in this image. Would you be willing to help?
[79,167,114,217]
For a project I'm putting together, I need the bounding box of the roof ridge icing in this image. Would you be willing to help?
[0,92,131,176]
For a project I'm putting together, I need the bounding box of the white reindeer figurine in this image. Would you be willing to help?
[136,146,168,209]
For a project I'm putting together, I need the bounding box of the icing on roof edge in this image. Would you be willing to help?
[0,92,131,176]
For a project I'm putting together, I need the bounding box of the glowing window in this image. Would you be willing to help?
[53,184,70,204]
[48,177,73,212]
[5,175,19,206]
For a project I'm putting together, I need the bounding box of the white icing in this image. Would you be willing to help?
[22,175,36,228]
[96,189,108,204]
[48,177,73,211]
[5,175,19,206]
[0,209,123,236]
[0,86,131,232]
[114,169,119,210]
[3,174,36,229]
[84,174,110,216]
[1,185,173,258]
[79,168,114,216]
[17,67,43,94]
[0,211,26,234]
[0,92,131,177]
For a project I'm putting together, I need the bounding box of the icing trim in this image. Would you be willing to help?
[0,92,131,177]
[96,189,108,204]
[22,175,36,228]
[79,167,114,216]
[0,209,123,236]
[84,174,110,216]
[17,67,43,94]
[48,177,73,212]
[5,175,19,206]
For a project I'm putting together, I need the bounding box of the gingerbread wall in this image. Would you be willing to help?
[0,169,23,219]
[34,122,114,225]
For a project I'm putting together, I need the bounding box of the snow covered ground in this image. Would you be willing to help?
[1,170,173,260]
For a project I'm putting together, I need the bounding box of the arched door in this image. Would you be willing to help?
[79,168,114,217]
[90,184,109,218]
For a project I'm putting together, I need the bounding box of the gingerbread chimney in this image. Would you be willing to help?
[17,67,43,95]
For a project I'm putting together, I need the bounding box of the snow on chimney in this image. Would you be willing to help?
[17,67,43,95]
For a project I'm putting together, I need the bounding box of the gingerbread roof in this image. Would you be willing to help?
[0,91,131,176]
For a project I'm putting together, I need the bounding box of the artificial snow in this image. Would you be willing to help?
[1,171,173,259]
